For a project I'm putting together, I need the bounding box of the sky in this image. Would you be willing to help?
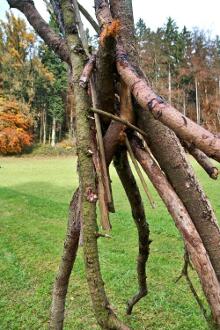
[0,0,220,37]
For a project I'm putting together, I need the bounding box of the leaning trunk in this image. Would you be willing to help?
[137,107,220,282]
[50,189,81,330]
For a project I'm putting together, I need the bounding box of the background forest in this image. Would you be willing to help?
[0,11,220,155]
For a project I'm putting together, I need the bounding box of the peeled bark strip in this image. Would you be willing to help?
[114,150,150,315]
[61,1,129,328]
[91,119,111,230]
[183,141,219,180]
[50,189,81,330]
[79,55,96,89]
[131,136,220,325]
[90,80,115,213]
[137,107,220,283]
[7,0,70,65]
[116,50,220,162]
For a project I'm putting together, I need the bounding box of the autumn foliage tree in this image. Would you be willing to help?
[0,97,33,154]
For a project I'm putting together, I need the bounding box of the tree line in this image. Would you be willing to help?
[0,12,220,154]
[136,17,220,132]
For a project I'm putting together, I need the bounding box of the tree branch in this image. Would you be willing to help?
[7,0,71,65]
[91,107,149,138]
[50,188,81,329]
[114,149,150,315]
[78,1,99,33]
[116,48,220,163]
[182,141,219,180]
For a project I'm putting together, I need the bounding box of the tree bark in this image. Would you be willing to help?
[114,150,150,315]
[131,136,220,326]
[50,189,81,330]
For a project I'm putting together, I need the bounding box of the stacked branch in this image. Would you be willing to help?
[8,0,220,329]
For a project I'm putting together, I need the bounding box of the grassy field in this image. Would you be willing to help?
[0,156,219,330]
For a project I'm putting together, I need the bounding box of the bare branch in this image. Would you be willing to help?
[78,1,99,33]
[114,149,150,315]
[116,48,220,163]
[7,0,71,65]
[50,188,81,329]
[183,141,219,180]
[91,107,149,138]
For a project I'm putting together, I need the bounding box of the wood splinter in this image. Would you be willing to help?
[125,136,156,209]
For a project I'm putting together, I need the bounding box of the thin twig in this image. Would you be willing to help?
[91,107,149,138]
[125,136,155,209]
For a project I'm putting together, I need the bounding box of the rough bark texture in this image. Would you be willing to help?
[137,107,220,283]
[50,189,81,330]
[114,150,150,315]
[7,0,70,65]
[131,136,220,325]
[61,1,129,328]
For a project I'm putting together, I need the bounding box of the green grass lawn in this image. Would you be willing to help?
[0,156,219,330]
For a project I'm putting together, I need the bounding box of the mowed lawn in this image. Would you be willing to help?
[0,156,220,330]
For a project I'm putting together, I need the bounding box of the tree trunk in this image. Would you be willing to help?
[50,189,81,330]
[51,117,56,147]
[43,109,47,144]
[168,64,172,104]
[114,149,150,315]
[183,90,186,116]
[195,76,200,125]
